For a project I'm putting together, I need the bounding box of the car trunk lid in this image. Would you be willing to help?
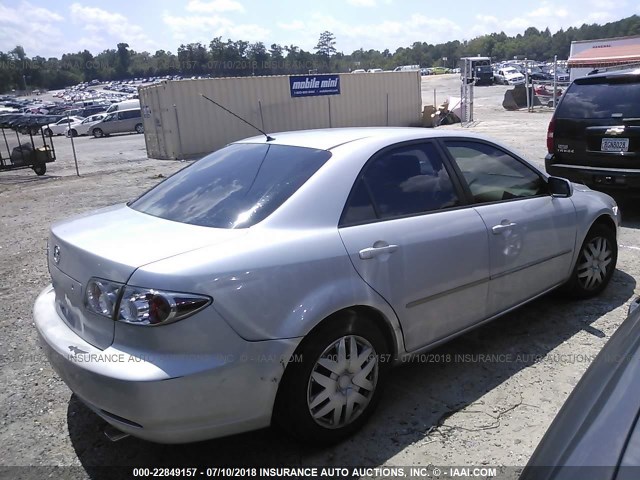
[48,204,246,349]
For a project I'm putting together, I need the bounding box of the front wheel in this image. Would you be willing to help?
[44,128,53,137]
[68,129,78,137]
[135,123,144,134]
[274,311,389,444]
[92,128,104,138]
[562,224,617,298]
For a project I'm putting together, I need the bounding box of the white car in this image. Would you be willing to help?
[65,113,107,137]
[43,116,84,137]
[495,67,525,85]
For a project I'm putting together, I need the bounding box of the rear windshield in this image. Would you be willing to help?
[557,79,640,119]
[130,143,331,228]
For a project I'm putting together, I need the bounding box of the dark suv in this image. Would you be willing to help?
[545,69,640,194]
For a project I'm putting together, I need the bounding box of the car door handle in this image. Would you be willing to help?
[358,244,399,259]
[492,222,517,234]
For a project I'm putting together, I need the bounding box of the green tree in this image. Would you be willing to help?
[116,42,130,77]
[314,31,337,59]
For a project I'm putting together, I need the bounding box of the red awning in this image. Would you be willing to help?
[568,43,640,67]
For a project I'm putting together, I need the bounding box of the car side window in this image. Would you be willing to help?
[444,141,547,203]
[341,143,460,225]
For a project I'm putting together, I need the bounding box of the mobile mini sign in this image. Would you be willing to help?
[289,75,341,97]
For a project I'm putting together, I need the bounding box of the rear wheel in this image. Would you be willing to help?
[562,224,617,298]
[274,311,389,444]
[44,128,53,137]
[135,123,144,134]
[32,164,46,176]
[68,129,78,137]
[92,128,103,138]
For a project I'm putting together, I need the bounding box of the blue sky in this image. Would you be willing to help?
[0,0,638,58]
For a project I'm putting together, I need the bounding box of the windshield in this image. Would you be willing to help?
[504,68,518,75]
[130,143,332,228]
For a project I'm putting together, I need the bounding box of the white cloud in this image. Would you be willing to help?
[69,3,154,52]
[162,12,269,45]
[186,0,246,13]
[0,1,65,57]
[469,2,577,38]
[347,0,377,6]
[288,13,462,52]
[277,20,305,31]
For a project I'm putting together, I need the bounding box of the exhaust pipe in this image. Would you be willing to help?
[104,424,130,442]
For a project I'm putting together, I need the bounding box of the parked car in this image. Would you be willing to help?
[546,68,640,195]
[43,116,85,137]
[351,69,366,74]
[430,66,450,75]
[91,107,143,137]
[34,128,619,445]
[105,99,139,114]
[521,297,640,480]
[368,68,383,73]
[65,113,107,137]
[526,66,553,81]
[393,64,420,72]
[474,64,494,85]
[78,105,107,118]
[544,67,570,82]
[495,67,525,85]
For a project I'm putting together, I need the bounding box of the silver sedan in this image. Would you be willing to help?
[34,128,619,444]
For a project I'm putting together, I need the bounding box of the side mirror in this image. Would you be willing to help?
[548,176,573,198]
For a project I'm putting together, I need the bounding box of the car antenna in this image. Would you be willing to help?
[200,93,275,142]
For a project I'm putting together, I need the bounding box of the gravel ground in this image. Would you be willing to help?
[0,75,639,479]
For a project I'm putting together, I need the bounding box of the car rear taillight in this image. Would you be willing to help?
[547,117,555,153]
[85,277,211,326]
[86,278,122,318]
[118,286,211,326]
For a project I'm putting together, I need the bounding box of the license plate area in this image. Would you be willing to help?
[601,138,629,152]
[51,265,84,330]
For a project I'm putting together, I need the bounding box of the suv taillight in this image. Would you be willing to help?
[546,117,555,153]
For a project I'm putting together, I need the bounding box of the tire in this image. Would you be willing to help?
[135,123,144,134]
[44,128,53,137]
[32,164,46,176]
[68,129,78,137]
[274,311,390,444]
[562,224,617,299]
[92,128,103,138]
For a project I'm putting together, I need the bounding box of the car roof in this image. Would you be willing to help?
[576,68,640,83]
[234,127,497,151]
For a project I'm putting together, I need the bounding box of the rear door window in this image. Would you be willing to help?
[340,142,460,225]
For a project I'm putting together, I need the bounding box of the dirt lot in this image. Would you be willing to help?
[1,75,639,478]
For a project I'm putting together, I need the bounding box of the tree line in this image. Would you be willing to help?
[1,15,639,93]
